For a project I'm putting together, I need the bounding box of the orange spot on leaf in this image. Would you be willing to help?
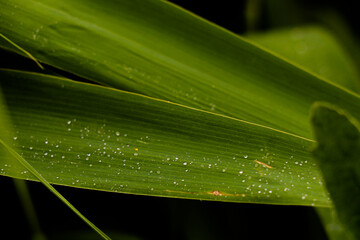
[208,190,246,197]
[210,190,223,196]
[254,160,273,169]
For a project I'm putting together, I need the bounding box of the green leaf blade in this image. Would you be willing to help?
[246,26,360,92]
[0,79,111,240]
[0,69,329,206]
[2,0,360,140]
[311,103,360,239]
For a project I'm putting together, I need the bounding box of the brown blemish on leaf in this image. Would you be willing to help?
[254,160,273,169]
[165,189,246,197]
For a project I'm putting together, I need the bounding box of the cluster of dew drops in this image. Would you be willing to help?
[1,118,328,205]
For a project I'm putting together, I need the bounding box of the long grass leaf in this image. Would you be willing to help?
[0,86,111,240]
[1,0,360,139]
[0,69,330,206]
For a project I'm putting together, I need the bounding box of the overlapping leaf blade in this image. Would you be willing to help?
[1,0,360,140]
[246,26,360,92]
[0,69,329,206]
[243,26,360,240]
[311,103,360,239]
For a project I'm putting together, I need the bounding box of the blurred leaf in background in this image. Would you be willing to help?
[311,103,360,240]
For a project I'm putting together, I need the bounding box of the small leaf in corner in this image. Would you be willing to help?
[310,102,360,240]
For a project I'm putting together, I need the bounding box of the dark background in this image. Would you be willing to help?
[2,0,359,239]
[170,0,359,36]
[2,176,326,240]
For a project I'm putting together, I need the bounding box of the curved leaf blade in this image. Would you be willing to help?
[0,138,111,240]
[0,69,329,206]
[311,103,360,239]
[247,25,359,240]
[246,26,360,92]
[0,84,111,240]
[1,0,360,139]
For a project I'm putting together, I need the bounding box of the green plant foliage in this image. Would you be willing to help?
[0,84,111,240]
[316,207,351,240]
[243,25,359,240]
[12,179,47,240]
[1,0,360,140]
[0,69,329,206]
[246,26,360,92]
[1,0,360,238]
[311,102,360,239]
